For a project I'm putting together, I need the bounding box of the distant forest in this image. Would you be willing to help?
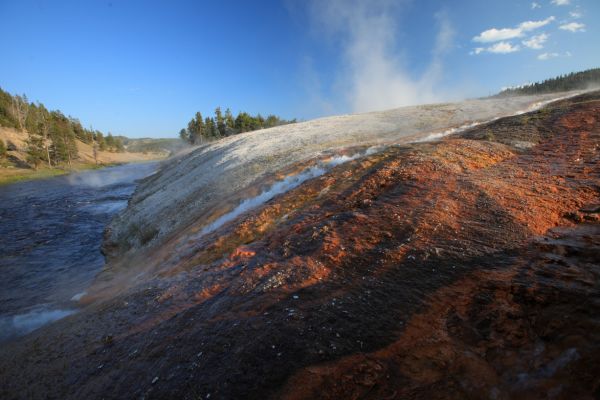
[180,107,295,145]
[0,87,123,168]
[497,68,600,97]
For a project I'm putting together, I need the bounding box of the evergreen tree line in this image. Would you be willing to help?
[0,87,124,169]
[497,68,600,97]
[180,106,296,145]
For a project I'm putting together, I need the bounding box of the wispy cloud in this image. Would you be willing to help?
[473,27,522,43]
[531,2,541,10]
[489,42,520,54]
[522,33,549,49]
[569,10,583,18]
[538,51,572,60]
[551,0,570,5]
[538,52,559,60]
[307,0,455,113]
[473,16,555,43]
[559,22,586,32]
[471,41,520,55]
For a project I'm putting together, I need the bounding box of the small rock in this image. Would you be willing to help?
[152,377,159,384]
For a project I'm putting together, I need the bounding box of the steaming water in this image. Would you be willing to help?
[198,165,326,236]
[415,92,584,143]
[414,121,485,143]
[196,93,584,240]
[196,153,363,238]
[0,162,157,343]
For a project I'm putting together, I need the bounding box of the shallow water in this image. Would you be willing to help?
[0,162,157,343]
[197,153,361,238]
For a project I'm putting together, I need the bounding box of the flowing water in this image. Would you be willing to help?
[0,162,158,343]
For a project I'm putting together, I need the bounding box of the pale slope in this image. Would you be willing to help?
[105,92,585,260]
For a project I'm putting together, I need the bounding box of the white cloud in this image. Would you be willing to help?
[473,16,555,43]
[473,27,522,43]
[559,22,586,32]
[538,51,572,60]
[519,17,556,31]
[522,33,549,49]
[488,42,520,53]
[538,52,558,60]
[551,0,570,5]
[306,0,455,112]
[531,2,541,9]
[472,41,520,55]
[569,10,582,18]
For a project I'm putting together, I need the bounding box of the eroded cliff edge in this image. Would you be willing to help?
[0,92,598,399]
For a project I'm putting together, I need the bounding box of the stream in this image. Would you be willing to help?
[0,162,157,343]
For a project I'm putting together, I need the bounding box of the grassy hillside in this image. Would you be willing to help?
[0,87,171,184]
[0,126,165,185]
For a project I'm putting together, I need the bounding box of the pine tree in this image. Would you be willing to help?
[48,111,77,166]
[498,68,600,96]
[224,108,235,132]
[26,129,46,169]
[114,137,125,152]
[0,87,19,128]
[180,107,296,143]
[215,107,226,137]
[11,94,29,131]
[37,106,52,167]
[96,132,107,151]
[106,133,116,151]
[179,128,189,142]
[187,112,204,144]
[205,117,218,139]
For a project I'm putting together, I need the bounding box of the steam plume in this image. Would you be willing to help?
[308,0,454,113]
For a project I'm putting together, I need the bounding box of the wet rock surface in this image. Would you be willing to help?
[0,93,599,399]
[103,93,579,260]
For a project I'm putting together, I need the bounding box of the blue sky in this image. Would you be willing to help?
[0,0,598,138]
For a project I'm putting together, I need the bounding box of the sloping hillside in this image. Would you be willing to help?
[497,68,600,97]
[103,91,583,261]
[0,91,598,400]
[0,126,166,183]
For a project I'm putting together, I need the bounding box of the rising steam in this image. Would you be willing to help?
[196,152,364,238]
[307,0,455,113]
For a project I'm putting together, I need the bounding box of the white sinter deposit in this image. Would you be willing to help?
[104,92,584,259]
